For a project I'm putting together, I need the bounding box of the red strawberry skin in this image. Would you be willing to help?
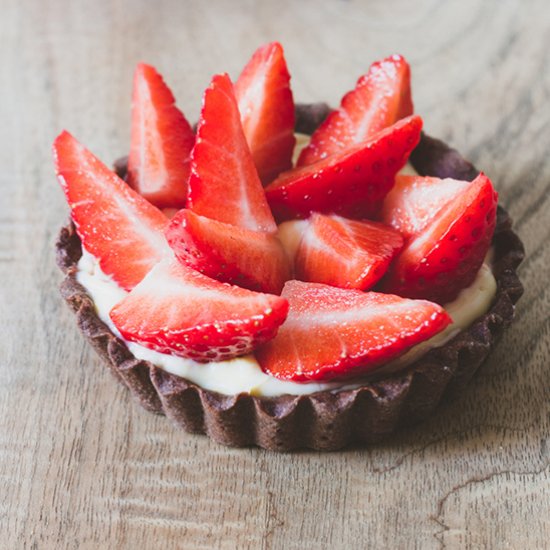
[127,63,195,209]
[255,280,451,382]
[166,209,291,294]
[235,42,296,185]
[298,54,413,166]
[381,174,471,239]
[187,73,277,233]
[53,131,170,290]
[265,115,422,222]
[383,173,498,303]
[110,258,289,361]
[295,214,404,290]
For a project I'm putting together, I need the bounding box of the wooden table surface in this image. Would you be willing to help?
[1,0,549,548]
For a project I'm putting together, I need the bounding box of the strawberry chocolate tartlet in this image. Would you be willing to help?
[54,45,524,451]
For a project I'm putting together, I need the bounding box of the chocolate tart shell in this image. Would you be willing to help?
[56,104,524,451]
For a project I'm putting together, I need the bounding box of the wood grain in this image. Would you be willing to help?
[1,0,548,548]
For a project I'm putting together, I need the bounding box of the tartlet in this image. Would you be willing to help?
[56,103,524,451]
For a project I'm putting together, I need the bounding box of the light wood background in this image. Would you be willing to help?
[1,0,549,548]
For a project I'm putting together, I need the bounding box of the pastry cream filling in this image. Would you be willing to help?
[76,248,496,397]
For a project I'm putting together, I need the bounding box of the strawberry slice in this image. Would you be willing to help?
[187,73,277,233]
[255,280,451,382]
[235,42,296,185]
[53,131,170,290]
[265,115,422,222]
[165,209,291,294]
[383,173,498,303]
[381,174,471,239]
[127,63,195,209]
[295,214,403,290]
[110,258,289,361]
[298,54,413,166]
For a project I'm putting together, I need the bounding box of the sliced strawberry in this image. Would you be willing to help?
[295,214,403,290]
[265,115,422,221]
[380,174,471,239]
[383,173,498,303]
[110,258,289,361]
[53,131,170,290]
[298,54,413,166]
[127,63,195,209]
[235,42,296,185]
[255,280,451,382]
[187,73,277,233]
[165,209,291,294]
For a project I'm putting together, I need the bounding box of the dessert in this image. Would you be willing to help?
[54,45,524,451]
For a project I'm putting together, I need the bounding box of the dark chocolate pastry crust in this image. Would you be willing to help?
[55,104,524,451]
